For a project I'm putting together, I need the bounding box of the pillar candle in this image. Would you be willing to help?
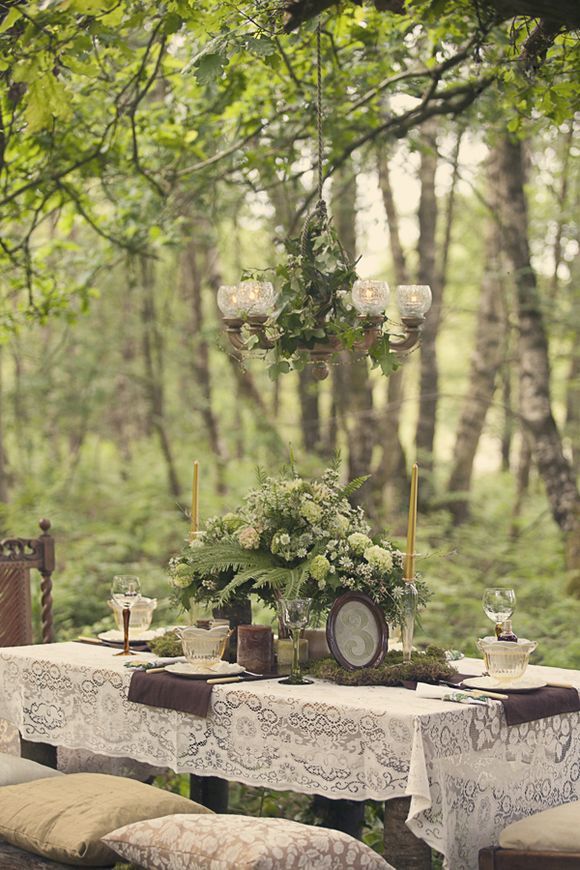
[237,625,273,675]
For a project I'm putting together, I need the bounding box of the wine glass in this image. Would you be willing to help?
[278,598,313,686]
[482,587,516,638]
[111,575,141,656]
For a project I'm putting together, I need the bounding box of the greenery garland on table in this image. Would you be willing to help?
[169,458,430,626]
[307,647,455,686]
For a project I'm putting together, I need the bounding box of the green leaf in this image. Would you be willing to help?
[194,53,228,85]
[339,475,371,500]
[0,7,22,33]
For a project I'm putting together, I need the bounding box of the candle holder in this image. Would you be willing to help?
[278,598,313,686]
[401,581,418,664]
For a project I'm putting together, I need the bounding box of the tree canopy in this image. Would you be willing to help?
[1,0,577,324]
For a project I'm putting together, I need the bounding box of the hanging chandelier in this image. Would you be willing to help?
[217,24,432,381]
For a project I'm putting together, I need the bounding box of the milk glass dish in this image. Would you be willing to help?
[177,625,231,670]
[108,597,157,634]
[477,636,537,684]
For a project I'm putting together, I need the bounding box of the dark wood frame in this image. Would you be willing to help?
[326,591,388,671]
[479,847,580,869]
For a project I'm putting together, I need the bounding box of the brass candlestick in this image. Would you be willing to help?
[190,460,199,541]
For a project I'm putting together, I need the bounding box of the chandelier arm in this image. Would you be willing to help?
[389,318,424,354]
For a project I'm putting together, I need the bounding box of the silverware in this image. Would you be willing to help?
[207,676,244,685]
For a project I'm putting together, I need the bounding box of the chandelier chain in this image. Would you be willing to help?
[316,21,324,204]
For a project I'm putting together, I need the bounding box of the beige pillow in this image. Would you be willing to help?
[0,772,212,866]
[103,813,393,869]
[0,752,64,786]
[499,801,580,853]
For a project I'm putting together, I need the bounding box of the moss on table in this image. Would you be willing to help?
[306,646,455,686]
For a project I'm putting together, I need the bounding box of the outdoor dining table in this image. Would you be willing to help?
[1,642,579,870]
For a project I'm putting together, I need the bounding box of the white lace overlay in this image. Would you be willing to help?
[1,643,579,870]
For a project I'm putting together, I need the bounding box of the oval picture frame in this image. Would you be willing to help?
[326,592,388,671]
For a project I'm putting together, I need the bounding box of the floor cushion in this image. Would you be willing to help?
[0,752,63,787]
[499,801,580,853]
[103,813,394,869]
[0,772,212,866]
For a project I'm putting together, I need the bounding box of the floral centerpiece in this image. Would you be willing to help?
[169,461,429,627]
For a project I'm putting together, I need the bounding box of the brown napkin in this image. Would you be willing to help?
[499,686,580,726]
[405,674,580,726]
[128,671,213,717]
[127,671,279,718]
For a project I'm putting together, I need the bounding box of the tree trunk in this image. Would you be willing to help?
[500,360,513,472]
[181,238,228,495]
[497,135,580,576]
[140,256,181,499]
[567,350,580,480]
[510,432,533,539]
[0,347,7,506]
[415,121,439,504]
[375,143,409,512]
[550,122,574,298]
[332,160,375,506]
[447,152,505,523]
[298,367,321,452]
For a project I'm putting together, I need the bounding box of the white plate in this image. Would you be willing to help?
[462,676,547,693]
[165,662,245,680]
[98,628,167,644]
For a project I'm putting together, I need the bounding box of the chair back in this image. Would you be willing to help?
[0,519,55,646]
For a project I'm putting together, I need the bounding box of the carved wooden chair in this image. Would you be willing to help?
[0,520,55,759]
[0,519,55,648]
[0,521,157,781]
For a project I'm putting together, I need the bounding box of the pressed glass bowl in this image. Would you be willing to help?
[108,597,157,634]
[177,625,231,669]
[477,636,537,684]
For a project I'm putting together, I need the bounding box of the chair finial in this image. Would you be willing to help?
[39,518,51,534]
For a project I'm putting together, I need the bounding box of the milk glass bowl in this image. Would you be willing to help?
[108,597,157,634]
[177,625,231,669]
[477,637,537,684]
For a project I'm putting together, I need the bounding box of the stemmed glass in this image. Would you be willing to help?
[111,575,141,656]
[278,598,313,686]
[482,587,516,638]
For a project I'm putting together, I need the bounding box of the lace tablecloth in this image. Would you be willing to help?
[1,642,580,870]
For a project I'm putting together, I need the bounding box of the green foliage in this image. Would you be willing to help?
[308,647,454,685]
[168,463,424,623]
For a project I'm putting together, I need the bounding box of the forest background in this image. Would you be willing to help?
[0,0,579,670]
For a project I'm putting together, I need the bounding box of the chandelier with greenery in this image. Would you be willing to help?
[217,24,432,381]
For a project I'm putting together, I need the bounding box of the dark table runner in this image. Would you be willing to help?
[417,673,580,726]
[128,670,279,718]
[498,685,580,726]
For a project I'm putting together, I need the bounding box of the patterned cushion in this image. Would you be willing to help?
[0,773,212,866]
[102,813,393,869]
[499,800,580,852]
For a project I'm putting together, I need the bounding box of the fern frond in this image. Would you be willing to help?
[340,475,370,499]
[186,542,274,575]
[255,465,268,485]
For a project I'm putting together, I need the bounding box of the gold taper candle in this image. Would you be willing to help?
[404,463,418,581]
[190,460,200,538]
